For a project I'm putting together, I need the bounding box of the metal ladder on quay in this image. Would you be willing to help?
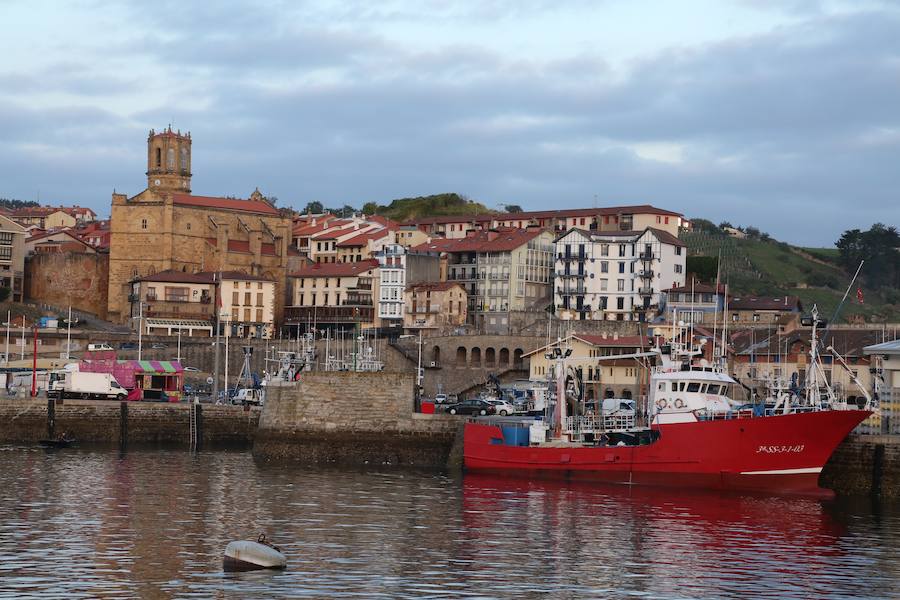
[189,400,199,451]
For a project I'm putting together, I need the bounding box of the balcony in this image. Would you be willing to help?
[638,269,654,279]
[142,301,214,319]
[406,305,442,314]
[638,251,655,261]
[284,305,375,324]
[557,287,587,296]
[638,286,653,295]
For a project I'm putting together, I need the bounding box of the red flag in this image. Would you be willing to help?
[857,288,864,304]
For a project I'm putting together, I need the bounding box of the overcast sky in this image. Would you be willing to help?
[1,0,898,246]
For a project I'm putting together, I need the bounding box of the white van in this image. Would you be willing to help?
[87,343,114,351]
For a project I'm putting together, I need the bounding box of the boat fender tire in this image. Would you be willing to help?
[656,399,667,410]
[674,399,685,410]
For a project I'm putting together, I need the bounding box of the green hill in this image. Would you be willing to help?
[682,229,899,323]
[364,193,495,222]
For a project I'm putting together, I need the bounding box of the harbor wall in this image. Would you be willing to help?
[821,434,900,497]
[253,371,459,467]
[0,399,259,446]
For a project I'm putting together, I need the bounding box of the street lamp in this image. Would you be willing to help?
[132,302,146,361]
[63,306,78,360]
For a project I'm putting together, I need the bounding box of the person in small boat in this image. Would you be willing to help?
[57,431,69,442]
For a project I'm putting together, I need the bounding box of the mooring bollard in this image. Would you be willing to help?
[47,394,56,440]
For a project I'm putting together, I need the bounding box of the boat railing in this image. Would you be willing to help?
[694,405,826,421]
[565,414,636,434]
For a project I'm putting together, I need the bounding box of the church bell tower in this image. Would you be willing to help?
[146,126,192,193]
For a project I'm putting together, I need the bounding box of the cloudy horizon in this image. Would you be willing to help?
[1,0,898,246]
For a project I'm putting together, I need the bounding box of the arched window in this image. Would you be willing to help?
[141,219,148,229]
[155,147,161,168]
[186,222,191,231]
[167,148,175,170]
[180,147,188,171]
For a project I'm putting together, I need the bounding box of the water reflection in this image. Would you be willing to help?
[0,446,898,599]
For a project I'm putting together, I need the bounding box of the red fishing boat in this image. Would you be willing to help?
[464,310,873,495]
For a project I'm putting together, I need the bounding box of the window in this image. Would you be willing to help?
[617,297,624,310]
[256,293,263,306]
[164,286,189,302]
[618,262,625,273]
[244,308,251,321]
[675,246,682,255]
[186,222,191,231]
[707,384,721,395]
[675,264,683,273]
[687,382,701,393]
[256,309,263,322]
[141,219,147,229]
[600,278,608,291]
[155,147,161,168]
[167,148,175,170]
[245,282,251,289]
[180,147,188,170]
[232,291,239,305]
[601,261,608,273]
[601,244,609,256]
[0,247,10,261]
[0,232,12,245]
[617,279,625,291]
[619,244,626,257]
[231,307,239,321]
[258,282,263,289]
[244,292,251,305]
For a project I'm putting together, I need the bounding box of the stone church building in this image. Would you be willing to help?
[107,127,294,325]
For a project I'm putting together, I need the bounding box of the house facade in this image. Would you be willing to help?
[403,282,467,332]
[554,228,686,322]
[286,259,380,332]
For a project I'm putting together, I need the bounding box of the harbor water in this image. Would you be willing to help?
[1,446,899,599]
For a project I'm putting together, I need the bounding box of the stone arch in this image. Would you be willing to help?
[485,347,496,368]
[432,345,440,365]
[456,346,467,367]
[470,346,481,368]
[621,389,633,399]
[499,347,510,367]
[513,348,524,369]
[605,388,615,399]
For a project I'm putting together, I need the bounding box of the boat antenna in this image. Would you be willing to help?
[711,249,721,362]
[820,260,864,349]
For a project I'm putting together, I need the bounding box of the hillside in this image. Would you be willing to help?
[682,230,900,323]
[365,193,495,222]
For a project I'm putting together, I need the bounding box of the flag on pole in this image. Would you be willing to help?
[857,287,864,304]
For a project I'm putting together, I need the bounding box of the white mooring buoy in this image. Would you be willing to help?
[223,534,287,571]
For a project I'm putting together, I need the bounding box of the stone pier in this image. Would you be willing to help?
[253,371,459,467]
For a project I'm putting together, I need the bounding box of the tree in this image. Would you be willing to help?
[837,223,900,289]
[361,202,379,215]
[687,256,719,283]
[303,201,324,214]
[0,287,9,303]
[504,204,523,213]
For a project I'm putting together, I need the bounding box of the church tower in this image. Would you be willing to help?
[146,126,192,193]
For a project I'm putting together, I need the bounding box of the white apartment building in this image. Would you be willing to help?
[374,244,440,327]
[554,228,686,322]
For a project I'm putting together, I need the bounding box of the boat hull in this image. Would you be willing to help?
[223,540,287,571]
[464,410,870,495]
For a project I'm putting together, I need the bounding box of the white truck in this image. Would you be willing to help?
[51,371,127,400]
[231,388,264,406]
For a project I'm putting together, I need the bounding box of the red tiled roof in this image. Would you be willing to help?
[730,296,802,311]
[289,259,379,278]
[172,193,279,215]
[407,204,683,226]
[412,227,545,253]
[135,269,272,284]
[575,334,652,348]
[336,229,392,247]
[664,283,725,293]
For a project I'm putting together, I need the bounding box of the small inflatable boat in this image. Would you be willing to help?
[223,534,287,571]
[39,435,75,448]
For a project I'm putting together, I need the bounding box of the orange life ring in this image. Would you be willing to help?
[656,398,667,410]
[674,398,685,409]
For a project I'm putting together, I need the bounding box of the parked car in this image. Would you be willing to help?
[151,343,167,349]
[119,342,138,350]
[434,393,448,404]
[87,343,114,351]
[486,399,517,416]
[183,366,200,372]
[444,399,496,416]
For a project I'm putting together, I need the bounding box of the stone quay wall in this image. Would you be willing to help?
[0,398,259,447]
[821,434,900,497]
[254,371,459,467]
